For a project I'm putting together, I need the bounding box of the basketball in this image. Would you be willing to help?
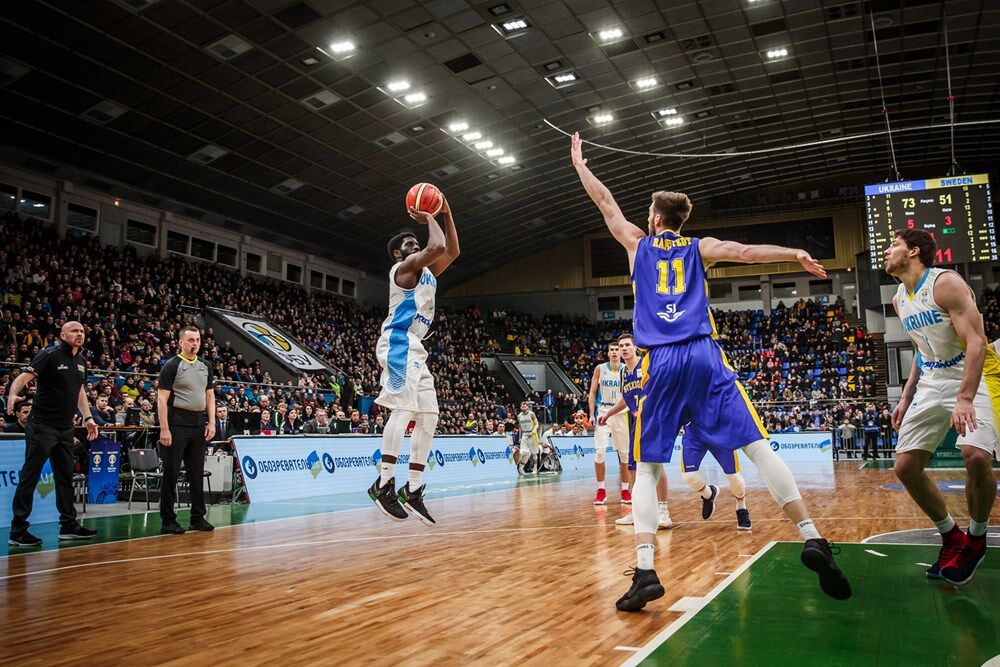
[406,182,443,216]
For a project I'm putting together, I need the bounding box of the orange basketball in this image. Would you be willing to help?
[405,182,443,216]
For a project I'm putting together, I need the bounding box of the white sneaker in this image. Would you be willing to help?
[615,513,634,525]
[658,509,673,529]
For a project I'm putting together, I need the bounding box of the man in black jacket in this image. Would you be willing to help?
[7,321,99,547]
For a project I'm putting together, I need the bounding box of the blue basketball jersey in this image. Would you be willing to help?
[631,231,715,347]
[620,361,643,415]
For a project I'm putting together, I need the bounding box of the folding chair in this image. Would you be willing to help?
[127,448,163,510]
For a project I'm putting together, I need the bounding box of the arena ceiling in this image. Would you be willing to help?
[1,0,997,278]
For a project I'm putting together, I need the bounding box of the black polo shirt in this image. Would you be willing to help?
[24,343,88,429]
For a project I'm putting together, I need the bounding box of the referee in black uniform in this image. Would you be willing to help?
[7,321,98,547]
[157,325,216,534]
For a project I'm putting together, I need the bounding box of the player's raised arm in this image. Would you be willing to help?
[428,195,459,277]
[395,209,447,288]
[699,237,827,278]
[570,133,644,255]
[935,271,987,436]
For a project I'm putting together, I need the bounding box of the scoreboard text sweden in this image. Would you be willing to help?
[865,173,996,265]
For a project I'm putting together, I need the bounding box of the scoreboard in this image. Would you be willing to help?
[865,173,996,265]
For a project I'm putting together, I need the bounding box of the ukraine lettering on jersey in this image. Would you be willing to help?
[632,231,714,348]
[901,309,944,332]
[597,362,622,406]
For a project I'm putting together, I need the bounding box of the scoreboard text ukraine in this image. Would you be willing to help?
[865,174,996,266]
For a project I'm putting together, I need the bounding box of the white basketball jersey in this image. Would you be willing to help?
[596,362,622,410]
[895,268,971,382]
[380,264,436,341]
[518,411,536,434]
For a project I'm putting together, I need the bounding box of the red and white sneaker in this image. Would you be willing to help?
[593,488,607,505]
[621,489,632,505]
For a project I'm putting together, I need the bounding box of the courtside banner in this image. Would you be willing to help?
[552,432,834,466]
[234,435,522,503]
[0,436,59,528]
[217,312,327,371]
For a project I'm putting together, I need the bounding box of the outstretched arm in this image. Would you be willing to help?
[699,237,827,277]
[428,196,459,276]
[395,209,447,288]
[570,133,644,258]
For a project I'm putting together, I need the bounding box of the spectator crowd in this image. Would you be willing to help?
[4,210,996,442]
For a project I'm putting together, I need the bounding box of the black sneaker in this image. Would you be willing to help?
[927,526,964,580]
[58,524,97,540]
[701,484,719,520]
[941,533,988,586]
[398,483,436,526]
[160,522,186,535]
[368,476,407,521]
[736,508,752,531]
[189,519,215,532]
[801,538,852,600]
[615,567,665,612]
[8,529,42,547]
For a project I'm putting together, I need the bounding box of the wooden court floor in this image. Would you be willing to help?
[1,462,997,666]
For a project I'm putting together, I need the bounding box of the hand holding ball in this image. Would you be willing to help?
[406,183,444,218]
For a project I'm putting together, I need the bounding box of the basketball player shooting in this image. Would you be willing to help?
[570,132,852,611]
[369,190,459,525]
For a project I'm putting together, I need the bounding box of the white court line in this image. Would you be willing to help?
[668,596,706,613]
[714,571,732,576]
[621,541,777,667]
[916,562,933,567]
[613,647,641,652]
[0,523,608,581]
[865,549,888,558]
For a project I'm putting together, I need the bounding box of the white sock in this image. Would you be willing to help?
[969,519,988,537]
[796,519,821,541]
[636,543,654,570]
[934,515,956,534]
[734,495,747,510]
[598,481,605,490]
[379,462,395,487]
[658,501,669,509]
[408,467,424,489]
[700,485,713,499]
[622,482,630,491]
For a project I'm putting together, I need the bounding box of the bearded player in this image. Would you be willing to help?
[369,193,459,525]
[571,132,850,611]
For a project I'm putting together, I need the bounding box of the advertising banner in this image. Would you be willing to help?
[0,436,59,528]
[233,431,835,503]
[233,435,519,503]
[553,431,834,466]
[218,312,328,371]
